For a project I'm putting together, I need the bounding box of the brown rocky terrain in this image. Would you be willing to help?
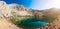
[0,18,20,29]
[39,17,60,29]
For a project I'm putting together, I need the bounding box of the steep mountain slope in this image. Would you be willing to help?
[0,18,20,29]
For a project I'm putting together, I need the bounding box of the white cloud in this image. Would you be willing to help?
[45,0,60,8]
[29,0,60,10]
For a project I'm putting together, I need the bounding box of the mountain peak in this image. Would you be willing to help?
[8,3,28,11]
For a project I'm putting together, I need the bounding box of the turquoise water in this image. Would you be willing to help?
[12,12,54,28]
[14,17,48,28]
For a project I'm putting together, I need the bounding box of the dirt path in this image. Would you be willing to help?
[0,18,21,29]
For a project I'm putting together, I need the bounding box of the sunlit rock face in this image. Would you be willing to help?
[8,4,29,11]
[0,1,10,17]
[0,1,6,7]
[8,4,20,10]
[8,4,33,16]
[0,1,34,18]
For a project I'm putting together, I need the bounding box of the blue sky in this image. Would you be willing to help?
[1,0,60,10]
[3,0,32,7]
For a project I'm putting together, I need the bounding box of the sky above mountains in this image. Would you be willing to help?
[2,0,60,10]
[3,0,32,7]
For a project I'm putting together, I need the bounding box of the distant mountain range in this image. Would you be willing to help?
[0,1,60,18]
[0,1,44,18]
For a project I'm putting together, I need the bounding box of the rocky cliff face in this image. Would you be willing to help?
[39,8,60,29]
[39,16,60,29]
